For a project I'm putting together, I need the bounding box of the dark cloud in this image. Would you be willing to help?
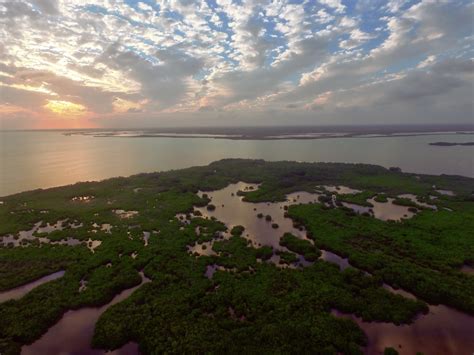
[0,86,49,110]
[198,105,215,112]
[30,0,59,15]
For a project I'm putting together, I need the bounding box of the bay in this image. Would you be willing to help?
[1,130,473,196]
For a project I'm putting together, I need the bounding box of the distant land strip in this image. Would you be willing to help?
[64,130,474,141]
[429,142,474,146]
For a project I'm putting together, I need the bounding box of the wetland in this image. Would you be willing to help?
[0,159,473,354]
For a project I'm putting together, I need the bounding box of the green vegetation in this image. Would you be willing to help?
[392,197,418,208]
[0,246,83,292]
[277,250,299,264]
[0,159,472,354]
[255,245,273,260]
[336,191,375,207]
[287,203,474,314]
[384,347,399,355]
[280,233,321,261]
[230,225,245,236]
[186,217,226,243]
[374,194,388,203]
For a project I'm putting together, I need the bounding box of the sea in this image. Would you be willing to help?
[1,129,473,197]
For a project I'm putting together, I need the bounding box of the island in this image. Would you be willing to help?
[0,159,473,355]
[429,142,474,146]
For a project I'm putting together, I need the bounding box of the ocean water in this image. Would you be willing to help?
[1,130,473,196]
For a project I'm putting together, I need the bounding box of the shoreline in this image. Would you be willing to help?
[64,130,474,141]
[1,159,473,355]
[2,159,474,199]
[2,132,474,197]
[429,141,474,147]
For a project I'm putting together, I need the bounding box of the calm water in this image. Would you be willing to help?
[22,272,150,355]
[0,271,65,303]
[191,182,474,354]
[1,131,473,196]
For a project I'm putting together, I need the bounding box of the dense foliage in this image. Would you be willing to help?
[0,159,472,354]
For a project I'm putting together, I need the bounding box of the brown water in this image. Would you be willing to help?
[192,182,423,254]
[398,194,437,210]
[333,303,474,355]
[72,196,95,202]
[0,220,101,251]
[195,182,318,249]
[321,185,361,194]
[114,210,139,219]
[191,182,335,268]
[319,188,418,222]
[22,272,150,355]
[341,198,415,221]
[143,231,150,246]
[0,271,65,303]
[436,189,455,196]
[92,223,113,234]
[461,265,474,275]
[320,250,351,270]
[193,182,474,355]
[5,182,472,354]
[368,198,415,221]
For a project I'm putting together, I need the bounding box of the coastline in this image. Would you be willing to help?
[429,141,474,147]
[64,130,474,141]
[2,130,474,197]
[2,159,474,199]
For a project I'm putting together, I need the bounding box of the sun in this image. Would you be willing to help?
[44,100,87,117]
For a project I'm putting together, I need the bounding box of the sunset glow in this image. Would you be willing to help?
[44,100,87,117]
[0,2,474,354]
[0,0,472,129]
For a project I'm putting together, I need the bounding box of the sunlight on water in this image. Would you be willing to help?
[1,131,473,196]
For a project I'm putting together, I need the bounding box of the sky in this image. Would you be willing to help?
[0,0,473,129]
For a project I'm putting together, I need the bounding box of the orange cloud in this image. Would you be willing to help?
[44,100,87,117]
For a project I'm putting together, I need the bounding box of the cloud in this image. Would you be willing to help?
[378,59,473,104]
[319,0,346,14]
[0,0,472,127]
[98,43,204,109]
[285,58,473,124]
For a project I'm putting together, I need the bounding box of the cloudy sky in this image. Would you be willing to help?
[0,0,472,129]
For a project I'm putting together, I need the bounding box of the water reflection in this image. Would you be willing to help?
[0,271,65,303]
[193,182,474,354]
[2,131,474,197]
[461,265,474,275]
[398,194,437,209]
[320,250,351,270]
[436,189,455,196]
[321,185,361,194]
[114,210,139,219]
[0,220,101,251]
[143,231,150,246]
[367,198,415,221]
[342,198,416,221]
[192,183,356,272]
[22,272,150,355]
[333,304,474,355]
[195,182,318,249]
